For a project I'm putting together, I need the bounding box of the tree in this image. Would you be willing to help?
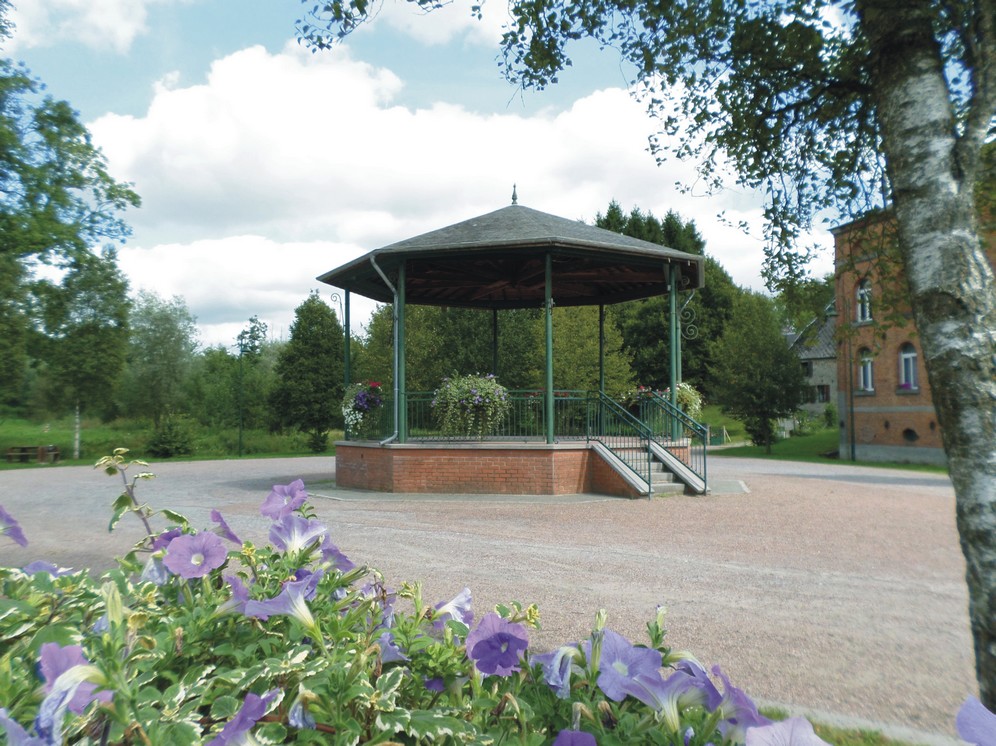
[547,306,633,393]
[118,291,199,427]
[710,293,807,453]
[269,292,344,452]
[30,248,130,457]
[300,0,996,705]
[0,5,139,407]
[598,203,742,396]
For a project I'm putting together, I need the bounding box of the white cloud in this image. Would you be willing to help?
[364,0,511,46]
[116,236,382,347]
[7,0,177,53]
[88,40,832,346]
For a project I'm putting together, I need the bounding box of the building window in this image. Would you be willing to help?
[856,279,872,322]
[801,361,813,378]
[816,384,831,403]
[858,348,874,392]
[899,342,919,390]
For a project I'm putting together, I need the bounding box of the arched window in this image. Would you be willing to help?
[858,348,874,392]
[856,279,872,322]
[899,342,919,389]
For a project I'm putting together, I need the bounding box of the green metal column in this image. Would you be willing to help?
[598,304,605,395]
[492,308,499,377]
[397,263,407,444]
[344,290,351,388]
[675,295,682,385]
[669,265,678,410]
[544,253,554,444]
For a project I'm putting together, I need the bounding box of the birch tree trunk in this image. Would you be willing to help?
[74,399,81,461]
[859,0,996,707]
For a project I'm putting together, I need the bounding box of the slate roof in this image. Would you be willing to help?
[317,204,705,309]
[791,300,838,361]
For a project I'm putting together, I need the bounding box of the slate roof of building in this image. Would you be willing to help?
[318,203,705,309]
[791,300,838,360]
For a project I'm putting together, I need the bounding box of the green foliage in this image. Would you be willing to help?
[146,414,195,458]
[599,204,743,396]
[357,305,543,392]
[269,291,345,447]
[117,291,198,428]
[549,305,633,393]
[0,45,139,408]
[432,374,511,437]
[29,247,131,421]
[709,292,807,453]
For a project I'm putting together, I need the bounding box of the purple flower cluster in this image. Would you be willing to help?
[0,505,28,547]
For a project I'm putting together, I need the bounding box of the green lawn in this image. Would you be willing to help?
[0,416,335,468]
[760,708,924,746]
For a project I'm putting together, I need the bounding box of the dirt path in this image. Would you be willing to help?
[0,455,971,743]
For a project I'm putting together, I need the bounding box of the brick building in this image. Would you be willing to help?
[833,213,996,464]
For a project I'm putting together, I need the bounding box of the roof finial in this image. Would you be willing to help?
[511,184,518,205]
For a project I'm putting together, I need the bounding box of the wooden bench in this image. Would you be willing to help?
[6,446,60,464]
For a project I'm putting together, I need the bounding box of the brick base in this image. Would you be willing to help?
[335,442,642,498]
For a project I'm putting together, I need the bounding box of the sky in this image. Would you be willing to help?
[10,0,835,348]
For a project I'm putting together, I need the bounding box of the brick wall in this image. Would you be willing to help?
[833,213,995,463]
[335,443,643,498]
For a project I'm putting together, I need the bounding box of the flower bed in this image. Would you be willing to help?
[0,449,990,745]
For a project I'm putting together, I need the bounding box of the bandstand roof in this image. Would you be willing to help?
[317,203,705,309]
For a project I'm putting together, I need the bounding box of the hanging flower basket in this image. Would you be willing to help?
[431,374,511,439]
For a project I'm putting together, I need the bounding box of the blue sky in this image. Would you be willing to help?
[10,0,833,346]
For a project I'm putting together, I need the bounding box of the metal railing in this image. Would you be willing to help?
[633,391,708,488]
[344,389,706,492]
[586,392,654,490]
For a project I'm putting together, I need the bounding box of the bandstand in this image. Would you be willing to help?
[318,197,708,497]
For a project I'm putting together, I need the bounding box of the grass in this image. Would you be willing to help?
[0,416,339,469]
[700,404,747,443]
[760,708,923,746]
[713,427,949,473]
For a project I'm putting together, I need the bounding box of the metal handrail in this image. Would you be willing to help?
[633,392,708,490]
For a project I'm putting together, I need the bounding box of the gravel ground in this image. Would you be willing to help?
[0,454,974,744]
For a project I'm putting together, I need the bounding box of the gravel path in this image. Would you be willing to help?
[0,454,973,744]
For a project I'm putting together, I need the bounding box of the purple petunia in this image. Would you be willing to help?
[150,527,183,551]
[465,612,529,677]
[22,561,74,577]
[583,628,663,702]
[377,630,409,663]
[745,717,832,746]
[957,696,996,746]
[713,665,771,741]
[216,575,252,616]
[553,730,597,746]
[320,536,355,572]
[259,479,308,519]
[531,644,579,699]
[163,532,228,579]
[38,643,112,715]
[434,587,473,631]
[207,689,280,746]
[0,505,28,547]
[210,510,243,545]
[269,514,327,555]
[0,707,46,745]
[245,571,323,629]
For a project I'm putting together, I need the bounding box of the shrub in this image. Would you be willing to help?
[146,414,195,458]
[432,374,511,438]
